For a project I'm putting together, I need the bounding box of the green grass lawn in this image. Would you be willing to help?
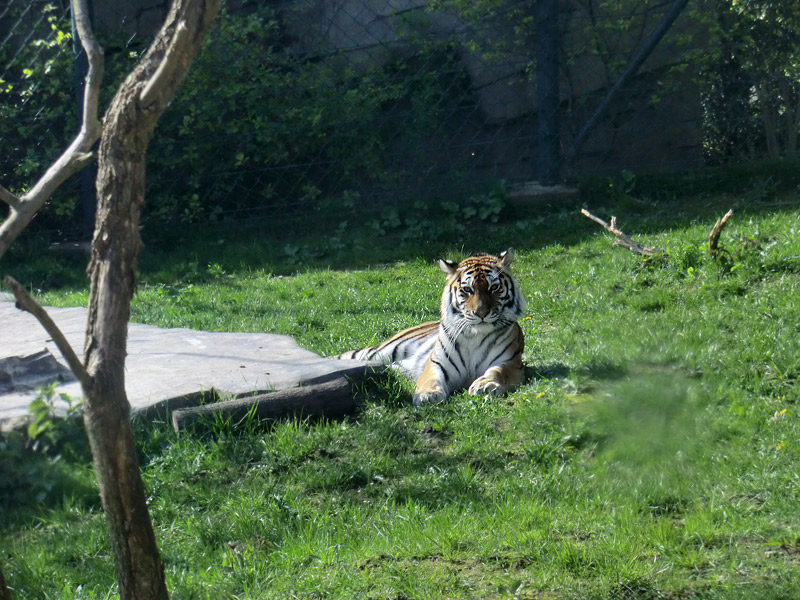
[2,177,800,599]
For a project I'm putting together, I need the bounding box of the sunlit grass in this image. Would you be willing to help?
[2,191,800,598]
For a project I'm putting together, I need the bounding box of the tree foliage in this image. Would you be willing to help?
[0,4,77,218]
[701,1,800,160]
[3,0,800,233]
[144,2,452,222]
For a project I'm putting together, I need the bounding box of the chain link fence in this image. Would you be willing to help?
[2,0,799,236]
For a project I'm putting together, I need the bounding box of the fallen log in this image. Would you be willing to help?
[172,375,361,433]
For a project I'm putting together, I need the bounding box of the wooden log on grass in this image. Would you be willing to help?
[172,376,359,433]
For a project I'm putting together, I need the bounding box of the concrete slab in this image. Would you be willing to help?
[0,293,376,431]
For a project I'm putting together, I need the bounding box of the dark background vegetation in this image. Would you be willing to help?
[2,0,800,243]
[2,3,800,598]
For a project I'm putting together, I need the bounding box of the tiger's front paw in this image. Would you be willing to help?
[468,376,505,397]
[413,386,447,406]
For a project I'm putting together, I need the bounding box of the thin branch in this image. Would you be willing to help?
[708,209,734,253]
[0,184,19,208]
[580,209,662,256]
[0,151,96,257]
[0,2,103,260]
[20,151,96,202]
[139,19,191,108]
[72,0,104,140]
[3,276,92,390]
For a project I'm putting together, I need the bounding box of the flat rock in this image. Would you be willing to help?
[0,294,376,431]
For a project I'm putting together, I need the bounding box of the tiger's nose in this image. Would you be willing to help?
[474,308,489,319]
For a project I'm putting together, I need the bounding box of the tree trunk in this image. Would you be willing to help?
[0,563,10,600]
[81,1,220,598]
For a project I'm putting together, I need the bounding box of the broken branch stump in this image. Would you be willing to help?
[708,209,734,253]
[172,376,359,433]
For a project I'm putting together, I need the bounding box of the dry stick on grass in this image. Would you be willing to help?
[580,209,662,256]
[708,209,734,253]
[2,276,92,390]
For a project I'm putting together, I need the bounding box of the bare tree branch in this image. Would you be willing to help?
[2,276,92,390]
[72,0,103,141]
[0,0,104,260]
[79,1,221,597]
[138,0,220,111]
[708,209,734,253]
[1,2,219,598]
[0,151,97,258]
[139,19,191,108]
[580,209,662,256]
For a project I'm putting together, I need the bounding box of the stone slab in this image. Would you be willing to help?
[0,294,375,431]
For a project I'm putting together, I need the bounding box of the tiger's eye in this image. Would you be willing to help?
[460,285,473,295]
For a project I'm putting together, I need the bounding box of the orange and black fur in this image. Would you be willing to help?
[335,249,525,405]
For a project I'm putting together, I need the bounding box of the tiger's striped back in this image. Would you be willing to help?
[334,249,526,404]
[334,320,439,381]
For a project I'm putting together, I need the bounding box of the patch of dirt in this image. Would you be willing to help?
[764,542,800,563]
[420,423,450,450]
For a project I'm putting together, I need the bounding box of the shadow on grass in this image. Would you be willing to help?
[5,159,800,292]
[0,426,100,528]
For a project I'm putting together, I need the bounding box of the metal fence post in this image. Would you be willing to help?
[536,0,560,186]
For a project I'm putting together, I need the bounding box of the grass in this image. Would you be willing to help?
[2,175,800,599]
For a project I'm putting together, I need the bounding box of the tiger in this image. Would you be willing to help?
[334,249,526,405]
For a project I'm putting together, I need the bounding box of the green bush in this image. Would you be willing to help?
[5,0,800,233]
[143,1,463,223]
[699,1,800,162]
[0,3,78,228]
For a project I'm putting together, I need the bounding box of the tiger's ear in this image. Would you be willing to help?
[439,259,458,275]
[498,248,515,268]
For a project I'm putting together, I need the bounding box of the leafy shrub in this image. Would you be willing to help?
[0,385,88,509]
[0,3,78,228]
[143,1,463,223]
[699,2,800,162]
[6,0,800,235]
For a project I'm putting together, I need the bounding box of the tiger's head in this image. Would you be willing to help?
[438,248,526,329]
